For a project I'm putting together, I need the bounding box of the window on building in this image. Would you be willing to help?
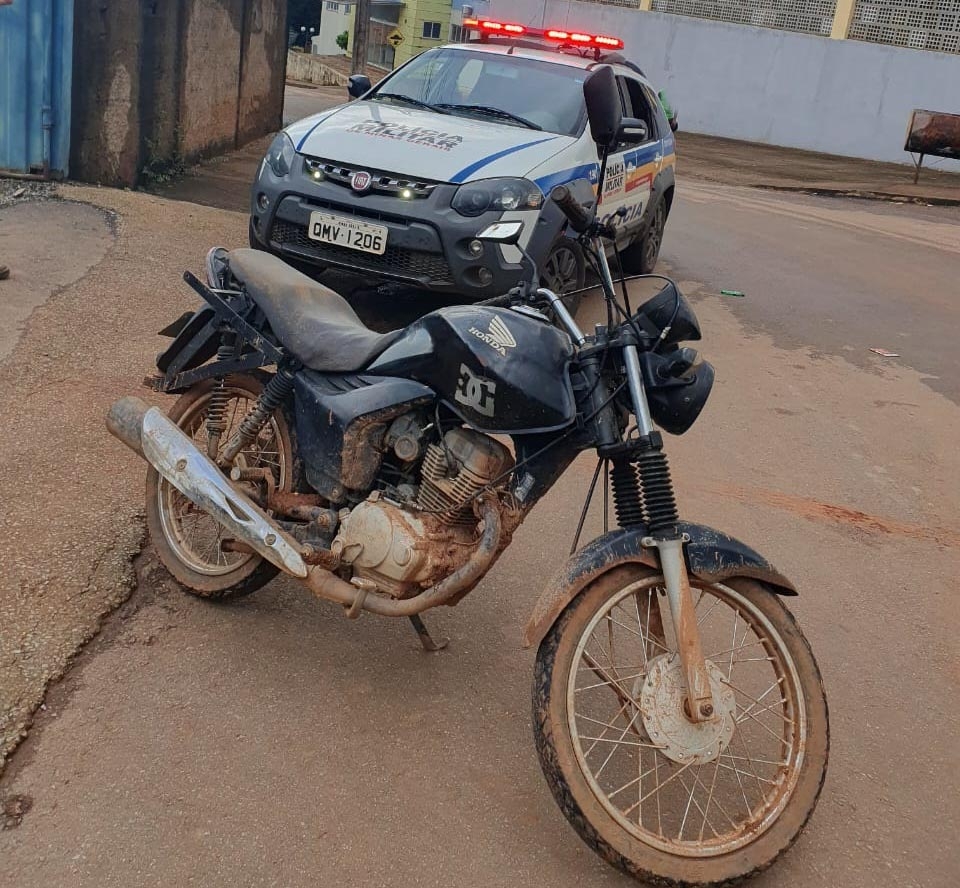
[326,2,339,10]
[343,3,351,11]
[450,24,464,42]
[422,21,442,39]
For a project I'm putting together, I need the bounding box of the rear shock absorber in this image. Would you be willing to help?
[220,365,296,466]
[205,334,236,459]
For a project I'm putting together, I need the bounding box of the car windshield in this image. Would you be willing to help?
[369,48,587,137]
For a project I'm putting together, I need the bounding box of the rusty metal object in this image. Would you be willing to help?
[306,495,502,617]
[905,108,960,183]
[652,535,716,723]
[409,615,449,651]
[221,539,256,555]
[230,465,275,502]
[267,491,337,527]
[332,493,476,597]
[300,546,341,569]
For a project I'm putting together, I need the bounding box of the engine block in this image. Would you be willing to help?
[417,427,513,524]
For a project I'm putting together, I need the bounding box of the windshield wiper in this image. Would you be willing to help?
[435,104,542,131]
[372,92,449,114]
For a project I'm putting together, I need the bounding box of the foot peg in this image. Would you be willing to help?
[409,615,448,652]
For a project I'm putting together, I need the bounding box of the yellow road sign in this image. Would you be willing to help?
[387,28,405,48]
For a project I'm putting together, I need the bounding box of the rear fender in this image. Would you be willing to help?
[523,522,796,649]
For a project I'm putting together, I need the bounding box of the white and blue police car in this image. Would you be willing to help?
[249,20,677,301]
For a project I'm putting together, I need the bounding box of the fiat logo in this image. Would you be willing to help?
[350,170,372,192]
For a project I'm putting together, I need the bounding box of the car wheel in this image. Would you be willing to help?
[621,198,666,275]
[541,237,586,318]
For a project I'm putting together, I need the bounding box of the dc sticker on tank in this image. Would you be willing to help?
[455,364,496,417]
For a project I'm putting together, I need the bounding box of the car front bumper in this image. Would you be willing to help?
[250,156,534,299]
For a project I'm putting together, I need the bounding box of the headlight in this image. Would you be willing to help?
[451,178,543,217]
[264,132,296,178]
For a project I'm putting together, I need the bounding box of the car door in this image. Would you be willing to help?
[608,73,663,241]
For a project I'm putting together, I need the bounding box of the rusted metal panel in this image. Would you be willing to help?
[905,109,960,159]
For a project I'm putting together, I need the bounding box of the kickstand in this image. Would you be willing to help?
[409,615,449,652]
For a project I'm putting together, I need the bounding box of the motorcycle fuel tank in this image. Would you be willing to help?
[367,305,576,434]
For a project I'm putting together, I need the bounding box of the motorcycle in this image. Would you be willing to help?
[107,66,827,885]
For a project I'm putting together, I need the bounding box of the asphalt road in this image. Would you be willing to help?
[1,157,958,885]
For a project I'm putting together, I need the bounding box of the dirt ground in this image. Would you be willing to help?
[0,179,957,886]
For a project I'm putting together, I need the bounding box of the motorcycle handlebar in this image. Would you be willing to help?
[550,185,594,234]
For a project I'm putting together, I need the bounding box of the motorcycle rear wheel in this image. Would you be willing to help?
[145,372,297,599]
[533,565,828,886]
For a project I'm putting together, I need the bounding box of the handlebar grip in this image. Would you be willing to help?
[550,185,593,234]
[476,293,514,308]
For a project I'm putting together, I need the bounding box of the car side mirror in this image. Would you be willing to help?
[618,118,649,144]
[669,114,679,133]
[583,66,622,150]
[476,220,524,245]
[348,74,371,99]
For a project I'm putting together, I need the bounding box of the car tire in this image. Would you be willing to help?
[541,236,586,318]
[620,197,667,275]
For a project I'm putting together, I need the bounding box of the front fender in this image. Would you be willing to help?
[523,522,796,649]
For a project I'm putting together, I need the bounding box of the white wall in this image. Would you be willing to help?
[314,3,351,57]
[488,0,960,169]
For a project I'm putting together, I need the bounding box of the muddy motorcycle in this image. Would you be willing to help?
[107,67,827,886]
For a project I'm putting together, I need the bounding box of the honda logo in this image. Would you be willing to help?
[350,170,372,192]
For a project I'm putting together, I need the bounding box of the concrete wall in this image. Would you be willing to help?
[286,50,350,85]
[71,0,287,187]
[488,0,960,169]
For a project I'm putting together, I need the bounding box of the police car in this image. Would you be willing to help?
[249,20,677,301]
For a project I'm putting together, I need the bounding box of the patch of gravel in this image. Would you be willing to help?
[0,180,59,207]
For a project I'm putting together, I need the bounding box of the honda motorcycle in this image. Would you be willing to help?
[107,66,827,885]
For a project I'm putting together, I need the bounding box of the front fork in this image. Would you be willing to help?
[595,248,716,724]
[539,249,716,724]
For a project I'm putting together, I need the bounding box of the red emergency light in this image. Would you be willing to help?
[462,18,526,35]
[463,19,624,51]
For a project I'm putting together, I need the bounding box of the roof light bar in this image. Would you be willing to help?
[462,19,624,51]
[477,19,525,34]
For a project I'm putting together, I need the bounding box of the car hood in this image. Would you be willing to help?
[286,101,576,185]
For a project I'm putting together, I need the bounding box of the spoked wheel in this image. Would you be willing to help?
[541,237,586,318]
[533,566,828,885]
[145,372,297,599]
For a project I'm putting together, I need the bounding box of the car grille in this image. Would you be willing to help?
[303,157,440,199]
[271,220,453,285]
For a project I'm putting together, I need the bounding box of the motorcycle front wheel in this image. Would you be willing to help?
[533,565,828,886]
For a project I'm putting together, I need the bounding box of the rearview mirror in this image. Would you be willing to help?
[619,118,649,144]
[348,74,371,99]
[582,66,622,150]
[476,221,524,245]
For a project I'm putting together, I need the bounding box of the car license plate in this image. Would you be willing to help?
[308,212,387,255]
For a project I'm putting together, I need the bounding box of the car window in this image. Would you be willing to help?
[372,49,587,137]
[617,75,657,142]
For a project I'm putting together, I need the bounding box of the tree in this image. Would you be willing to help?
[336,30,349,51]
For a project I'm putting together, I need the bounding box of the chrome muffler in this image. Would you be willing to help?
[106,396,307,578]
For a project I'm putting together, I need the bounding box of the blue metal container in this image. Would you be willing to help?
[0,0,74,177]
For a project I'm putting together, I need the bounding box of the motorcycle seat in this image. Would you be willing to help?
[226,249,399,372]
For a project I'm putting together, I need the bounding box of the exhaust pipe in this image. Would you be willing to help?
[107,396,307,578]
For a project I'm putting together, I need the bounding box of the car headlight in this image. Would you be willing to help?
[451,178,543,217]
[264,132,296,178]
